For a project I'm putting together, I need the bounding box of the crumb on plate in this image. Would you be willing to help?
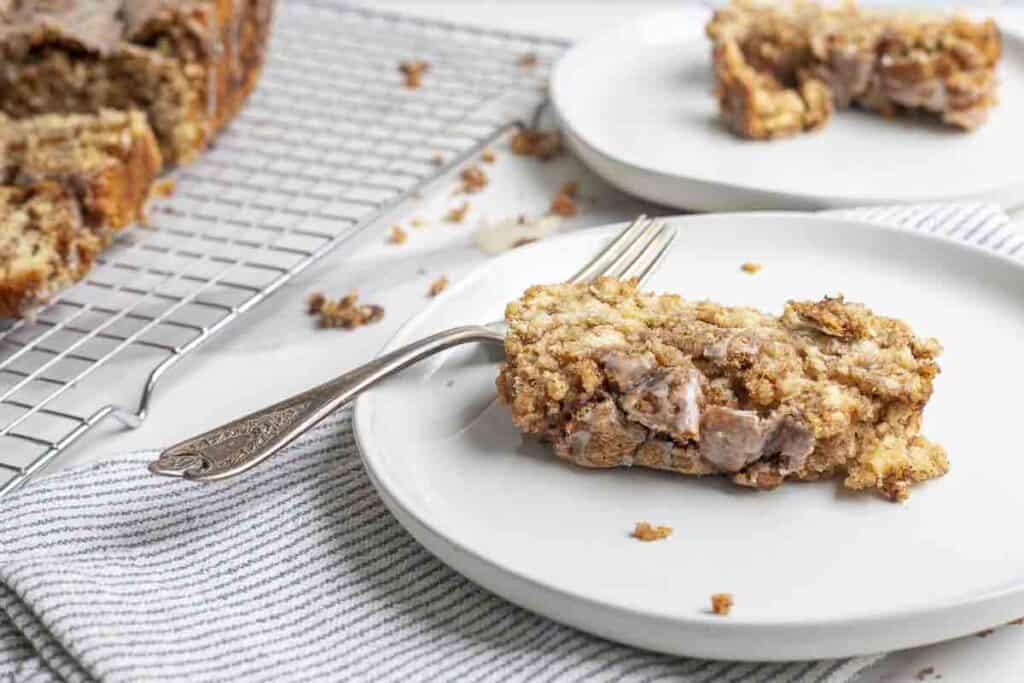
[387,224,408,244]
[632,521,672,542]
[518,52,538,67]
[915,666,936,681]
[411,217,427,228]
[427,275,448,297]
[741,262,762,274]
[481,148,497,163]
[399,60,429,88]
[977,628,995,638]
[445,202,469,223]
[431,152,444,166]
[710,593,734,616]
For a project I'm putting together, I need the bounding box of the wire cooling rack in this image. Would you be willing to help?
[0,1,566,496]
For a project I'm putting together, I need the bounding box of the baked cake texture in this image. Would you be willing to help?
[0,0,276,317]
[497,278,947,501]
[706,0,1001,139]
[0,110,162,317]
[0,0,276,164]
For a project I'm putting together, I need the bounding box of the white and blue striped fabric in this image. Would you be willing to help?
[0,203,1016,683]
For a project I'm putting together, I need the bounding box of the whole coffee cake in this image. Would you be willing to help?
[706,0,1001,139]
[0,0,276,164]
[0,0,276,318]
[497,278,947,501]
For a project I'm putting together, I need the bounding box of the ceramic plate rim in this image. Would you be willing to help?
[353,213,1024,658]
[548,8,1024,209]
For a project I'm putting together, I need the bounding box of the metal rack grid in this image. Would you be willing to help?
[0,1,567,496]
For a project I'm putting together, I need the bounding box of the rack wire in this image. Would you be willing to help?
[0,1,567,496]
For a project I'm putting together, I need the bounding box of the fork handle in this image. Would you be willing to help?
[149,325,503,481]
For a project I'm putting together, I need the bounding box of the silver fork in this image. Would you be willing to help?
[149,215,676,481]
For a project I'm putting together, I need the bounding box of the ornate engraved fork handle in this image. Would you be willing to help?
[150,325,503,481]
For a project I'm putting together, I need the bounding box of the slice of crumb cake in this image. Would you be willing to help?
[0,109,162,317]
[706,0,1001,139]
[497,278,947,501]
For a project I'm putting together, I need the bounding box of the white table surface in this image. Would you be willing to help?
[55,2,1024,680]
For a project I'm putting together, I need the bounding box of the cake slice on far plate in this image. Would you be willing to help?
[706,0,1001,139]
[497,277,947,501]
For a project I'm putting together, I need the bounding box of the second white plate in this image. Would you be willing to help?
[354,213,1024,661]
[550,9,1024,211]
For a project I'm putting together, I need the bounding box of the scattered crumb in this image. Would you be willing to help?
[387,224,408,245]
[445,379,454,388]
[444,202,469,223]
[430,152,444,166]
[517,52,538,67]
[427,275,448,297]
[307,291,326,314]
[411,217,428,228]
[150,177,176,199]
[710,593,734,616]
[740,262,762,274]
[480,148,497,163]
[549,181,578,217]
[631,521,672,542]
[472,214,561,255]
[399,60,429,88]
[976,628,995,638]
[509,126,563,161]
[915,666,936,681]
[308,291,384,329]
[459,165,489,193]
[1011,618,1024,625]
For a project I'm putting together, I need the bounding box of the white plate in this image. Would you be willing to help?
[549,9,1024,211]
[354,213,1024,661]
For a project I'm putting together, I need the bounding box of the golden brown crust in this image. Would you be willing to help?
[706,0,1000,139]
[0,0,276,163]
[497,278,947,501]
[0,110,162,318]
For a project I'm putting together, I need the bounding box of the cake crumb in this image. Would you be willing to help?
[399,60,429,88]
[631,521,672,542]
[459,165,489,193]
[430,152,444,166]
[444,202,469,223]
[976,628,995,638]
[427,275,448,297]
[150,178,176,199]
[309,291,384,329]
[1010,618,1024,625]
[387,224,408,245]
[710,593,734,616]
[480,148,497,163]
[518,52,538,67]
[740,262,762,274]
[307,291,326,314]
[549,181,578,217]
[915,666,936,681]
[411,217,428,228]
[509,126,563,161]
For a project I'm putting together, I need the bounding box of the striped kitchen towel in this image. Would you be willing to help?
[0,203,1016,683]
